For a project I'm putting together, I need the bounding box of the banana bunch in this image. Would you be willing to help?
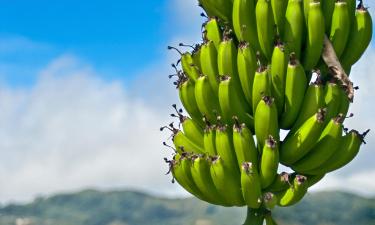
[163,0,372,224]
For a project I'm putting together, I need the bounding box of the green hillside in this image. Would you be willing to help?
[0,190,374,225]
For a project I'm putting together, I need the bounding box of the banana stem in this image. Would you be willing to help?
[243,207,266,225]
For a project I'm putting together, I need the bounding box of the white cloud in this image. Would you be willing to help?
[310,169,375,196]
[0,55,187,203]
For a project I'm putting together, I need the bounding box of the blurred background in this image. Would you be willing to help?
[0,0,374,224]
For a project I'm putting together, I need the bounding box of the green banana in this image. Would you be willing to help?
[346,0,357,28]
[241,162,263,208]
[265,172,291,192]
[256,0,275,60]
[324,81,342,124]
[169,154,210,203]
[277,175,308,207]
[199,0,233,22]
[203,122,217,156]
[291,79,324,133]
[170,126,205,154]
[283,0,304,59]
[280,54,308,129]
[302,1,325,71]
[341,2,373,71]
[191,155,227,205]
[260,135,279,188]
[237,42,257,107]
[232,0,260,51]
[270,40,288,115]
[338,88,350,117]
[178,78,203,124]
[254,96,279,150]
[218,37,238,79]
[210,156,245,206]
[271,0,288,37]
[200,41,220,93]
[168,46,200,82]
[192,44,202,71]
[322,0,335,33]
[217,37,246,97]
[195,75,221,123]
[180,117,204,148]
[306,129,369,175]
[233,119,258,170]
[292,114,344,173]
[215,124,240,172]
[252,65,271,113]
[280,108,326,165]
[329,0,350,58]
[204,18,222,50]
[263,192,278,210]
[218,76,254,128]
[306,173,325,187]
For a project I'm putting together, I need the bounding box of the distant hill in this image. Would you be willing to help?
[0,190,374,225]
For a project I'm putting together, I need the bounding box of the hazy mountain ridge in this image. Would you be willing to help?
[0,190,374,225]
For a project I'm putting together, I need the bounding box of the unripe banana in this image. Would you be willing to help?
[306,173,325,187]
[233,120,258,170]
[218,76,254,128]
[218,37,238,80]
[238,42,257,107]
[338,89,350,117]
[263,192,278,210]
[173,129,205,154]
[340,3,373,72]
[280,108,326,165]
[277,175,308,207]
[179,115,205,148]
[200,41,220,93]
[265,172,291,192]
[169,154,209,202]
[291,79,324,133]
[195,75,221,123]
[198,0,233,22]
[210,156,245,206]
[203,123,218,155]
[217,37,246,96]
[232,0,260,52]
[329,1,350,58]
[241,162,263,208]
[280,54,308,129]
[302,1,325,71]
[252,65,272,113]
[256,0,276,60]
[180,52,200,82]
[324,81,342,124]
[254,96,279,150]
[192,45,202,71]
[271,0,288,37]
[322,0,335,33]
[270,41,288,114]
[191,155,228,205]
[215,124,240,172]
[260,135,279,188]
[284,0,304,59]
[306,129,369,175]
[178,79,203,124]
[346,0,357,28]
[204,18,222,50]
[292,114,344,172]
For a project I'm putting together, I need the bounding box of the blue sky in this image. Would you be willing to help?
[0,0,183,86]
[0,0,374,203]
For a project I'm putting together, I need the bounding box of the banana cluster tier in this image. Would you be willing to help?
[163,0,372,222]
